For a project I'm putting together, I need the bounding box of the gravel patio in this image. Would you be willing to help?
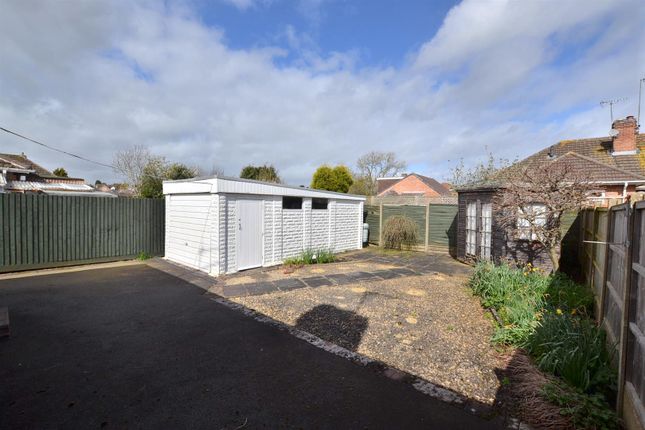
[219,249,508,406]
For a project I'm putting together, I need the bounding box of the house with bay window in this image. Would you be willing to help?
[456,115,645,270]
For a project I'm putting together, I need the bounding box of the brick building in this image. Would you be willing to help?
[376,173,453,197]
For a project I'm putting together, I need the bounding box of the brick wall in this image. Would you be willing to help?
[379,175,440,197]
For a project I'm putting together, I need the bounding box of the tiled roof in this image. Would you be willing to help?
[519,134,645,181]
[0,153,55,177]
[377,173,452,196]
[376,177,403,194]
[414,174,453,196]
[458,133,645,191]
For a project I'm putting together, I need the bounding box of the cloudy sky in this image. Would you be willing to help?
[1,0,643,185]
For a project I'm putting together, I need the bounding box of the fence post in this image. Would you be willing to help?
[598,210,611,324]
[616,204,635,414]
[378,203,383,246]
[424,204,430,251]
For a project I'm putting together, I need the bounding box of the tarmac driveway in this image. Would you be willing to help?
[0,264,502,429]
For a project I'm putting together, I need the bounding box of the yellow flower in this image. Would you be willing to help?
[556,309,563,315]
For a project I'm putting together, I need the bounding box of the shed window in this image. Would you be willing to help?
[466,202,477,256]
[282,196,303,209]
[312,198,328,210]
[480,203,492,260]
[517,203,547,241]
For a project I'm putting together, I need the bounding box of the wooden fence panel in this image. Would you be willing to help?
[363,203,458,251]
[0,194,165,273]
[427,204,458,250]
[365,204,380,245]
[603,203,629,345]
[382,205,427,246]
[624,200,645,425]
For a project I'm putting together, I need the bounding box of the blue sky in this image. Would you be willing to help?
[0,0,643,185]
[197,0,455,69]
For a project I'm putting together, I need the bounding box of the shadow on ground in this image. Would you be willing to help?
[295,304,368,351]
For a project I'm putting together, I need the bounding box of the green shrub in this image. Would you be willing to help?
[136,251,152,260]
[541,380,618,430]
[525,313,616,395]
[545,274,595,316]
[470,262,549,345]
[382,216,419,250]
[470,262,596,346]
[284,249,336,266]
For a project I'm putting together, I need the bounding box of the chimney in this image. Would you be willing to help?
[612,116,638,154]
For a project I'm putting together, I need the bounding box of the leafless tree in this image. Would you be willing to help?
[113,145,164,193]
[449,150,515,187]
[355,151,407,195]
[495,159,593,272]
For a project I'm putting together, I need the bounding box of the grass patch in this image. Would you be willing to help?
[284,249,336,266]
[136,251,152,261]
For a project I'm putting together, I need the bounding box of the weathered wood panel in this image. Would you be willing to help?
[0,194,164,273]
[428,204,457,250]
[382,205,427,246]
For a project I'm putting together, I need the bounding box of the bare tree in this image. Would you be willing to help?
[355,151,407,195]
[449,150,514,187]
[495,159,593,272]
[113,145,164,193]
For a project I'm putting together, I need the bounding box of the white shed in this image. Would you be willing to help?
[162,176,365,275]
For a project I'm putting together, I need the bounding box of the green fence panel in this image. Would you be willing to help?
[428,204,458,249]
[0,194,165,273]
[365,205,380,244]
[382,205,426,245]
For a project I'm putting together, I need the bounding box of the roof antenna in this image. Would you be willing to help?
[600,98,626,125]
[638,77,645,127]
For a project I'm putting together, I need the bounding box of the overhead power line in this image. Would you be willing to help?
[0,126,114,169]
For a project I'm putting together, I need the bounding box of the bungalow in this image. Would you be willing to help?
[0,153,114,197]
[456,115,645,269]
[376,173,453,197]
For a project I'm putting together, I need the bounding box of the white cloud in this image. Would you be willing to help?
[0,0,642,186]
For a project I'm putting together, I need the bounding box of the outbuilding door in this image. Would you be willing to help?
[237,199,263,270]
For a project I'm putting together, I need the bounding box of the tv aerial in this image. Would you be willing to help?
[600,97,627,125]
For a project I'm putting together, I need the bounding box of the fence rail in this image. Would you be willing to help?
[364,203,457,253]
[0,194,165,273]
[579,202,645,430]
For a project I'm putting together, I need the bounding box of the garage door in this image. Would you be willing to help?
[165,194,213,272]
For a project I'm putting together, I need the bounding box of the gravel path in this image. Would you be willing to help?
[233,271,507,405]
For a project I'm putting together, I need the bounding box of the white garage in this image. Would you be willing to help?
[162,176,365,276]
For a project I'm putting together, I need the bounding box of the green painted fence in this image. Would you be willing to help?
[365,203,457,252]
[0,194,165,273]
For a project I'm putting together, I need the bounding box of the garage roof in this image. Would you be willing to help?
[163,175,366,201]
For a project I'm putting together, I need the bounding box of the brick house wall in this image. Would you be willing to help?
[380,175,442,197]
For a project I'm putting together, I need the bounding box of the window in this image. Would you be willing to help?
[312,198,328,210]
[466,202,477,255]
[480,203,492,260]
[517,203,547,241]
[282,196,303,209]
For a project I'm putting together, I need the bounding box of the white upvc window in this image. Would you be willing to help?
[466,202,477,255]
[517,203,547,241]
